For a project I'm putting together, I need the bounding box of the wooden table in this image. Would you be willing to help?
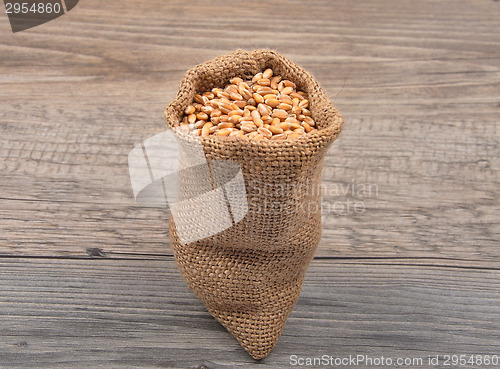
[1,0,499,368]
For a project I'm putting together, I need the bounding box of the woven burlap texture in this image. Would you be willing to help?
[164,49,343,360]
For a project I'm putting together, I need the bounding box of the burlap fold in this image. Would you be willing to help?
[164,49,343,359]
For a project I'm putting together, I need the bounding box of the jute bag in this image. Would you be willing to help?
[164,49,343,359]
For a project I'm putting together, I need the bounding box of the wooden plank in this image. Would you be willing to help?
[0,0,499,259]
[0,258,498,368]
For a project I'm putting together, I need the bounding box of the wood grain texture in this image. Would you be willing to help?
[0,258,499,369]
[0,1,499,367]
[0,0,498,260]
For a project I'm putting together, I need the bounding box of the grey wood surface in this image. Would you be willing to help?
[1,259,499,369]
[0,0,499,367]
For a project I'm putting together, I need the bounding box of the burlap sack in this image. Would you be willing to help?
[164,49,343,359]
